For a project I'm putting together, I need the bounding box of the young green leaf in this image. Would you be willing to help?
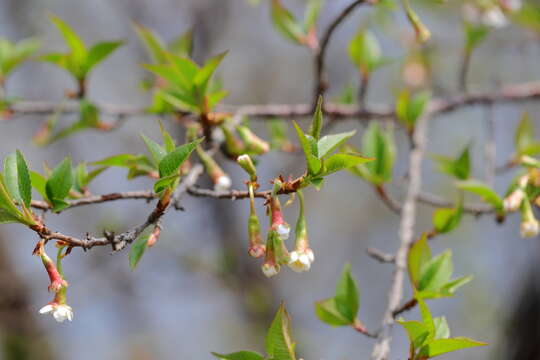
[49,14,86,63]
[194,51,228,95]
[0,37,40,78]
[129,233,150,270]
[464,22,489,52]
[408,233,431,288]
[141,134,167,166]
[30,171,47,200]
[321,153,373,176]
[397,320,430,350]
[515,112,539,156]
[293,121,321,175]
[168,29,193,58]
[45,157,73,212]
[133,22,167,64]
[83,41,123,74]
[265,303,296,360]
[418,337,487,358]
[153,174,180,194]
[334,263,360,323]
[317,130,357,159]
[158,138,202,178]
[0,174,25,223]
[418,251,453,293]
[303,0,322,32]
[309,96,323,140]
[315,298,353,326]
[211,352,264,360]
[15,150,31,208]
[455,180,503,210]
[396,90,431,128]
[270,0,305,44]
[348,29,382,74]
[433,146,470,180]
[433,317,450,340]
[360,122,395,184]
[432,199,463,234]
[3,153,23,203]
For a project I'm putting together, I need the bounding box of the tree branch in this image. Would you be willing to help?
[371,114,430,360]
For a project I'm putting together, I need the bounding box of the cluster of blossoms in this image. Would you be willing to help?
[462,0,522,28]
[237,155,315,277]
[503,161,540,238]
[34,242,73,323]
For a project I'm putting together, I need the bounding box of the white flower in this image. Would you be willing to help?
[288,249,315,273]
[39,303,74,323]
[214,175,232,192]
[463,4,508,28]
[276,224,290,241]
[503,189,525,212]
[521,220,540,238]
[261,263,280,278]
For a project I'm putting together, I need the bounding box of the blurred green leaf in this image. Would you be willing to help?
[83,41,122,74]
[129,233,149,270]
[133,23,167,64]
[49,14,86,63]
[433,146,470,180]
[348,29,382,74]
[432,199,463,234]
[15,151,31,208]
[408,233,431,288]
[455,180,503,210]
[0,37,40,78]
[211,351,264,360]
[271,0,305,44]
[265,303,296,360]
[418,337,487,358]
[396,90,430,129]
[321,153,372,176]
[309,96,323,140]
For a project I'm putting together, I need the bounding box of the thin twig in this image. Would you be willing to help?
[484,104,496,186]
[313,0,368,105]
[371,114,430,360]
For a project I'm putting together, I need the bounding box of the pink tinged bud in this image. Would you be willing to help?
[270,197,290,240]
[41,254,68,293]
[39,302,73,323]
[521,220,539,238]
[248,214,265,258]
[504,189,525,213]
[147,226,161,248]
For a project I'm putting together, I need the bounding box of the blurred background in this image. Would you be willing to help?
[0,0,539,359]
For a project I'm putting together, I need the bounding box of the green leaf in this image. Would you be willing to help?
[45,157,73,212]
[408,233,431,288]
[0,174,24,222]
[464,22,489,52]
[133,23,167,64]
[265,303,296,360]
[3,153,22,203]
[158,138,202,178]
[432,200,463,234]
[361,122,395,184]
[455,180,503,210]
[153,174,180,193]
[348,29,382,74]
[168,29,193,58]
[309,96,323,140]
[334,263,360,323]
[433,317,450,340]
[315,298,353,326]
[515,112,535,155]
[293,121,321,175]
[397,320,430,350]
[49,14,86,63]
[321,153,373,176]
[129,233,149,270]
[0,37,40,77]
[303,0,322,32]
[141,134,167,166]
[317,130,357,159]
[0,208,23,224]
[418,337,487,358]
[440,276,472,295]
[194,51,228,95]
[159,123,176,153]
[397,90,430,128]
[417,298,435,337]
[15,151,31,208]
[271,0,305,44]
[433,146,470,180]
[30,171,47,200]
[83,41,123,74]
[268,119,289,150]
[211,351,264,360]
[418,251,453,293]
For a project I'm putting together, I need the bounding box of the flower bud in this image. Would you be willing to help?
[503,188,525,213]
[237,154,257,182]
[37,246,68,293]
[247,183,265,258]
[262,230,280,277]
[288,191,315,272]
[147,225,161,248]
[269,196,290,241]
[220,124,246,157]
[197,146,232,191]
[237,125,270,155]
[521,220,539,238]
